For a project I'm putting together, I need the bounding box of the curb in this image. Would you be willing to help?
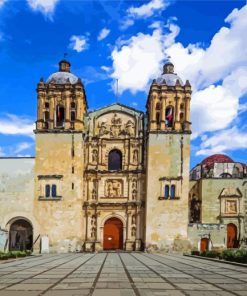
[184,254,247,268]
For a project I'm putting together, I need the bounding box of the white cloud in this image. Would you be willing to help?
[69,35,88,53]
[27,0,59,17]
[98,28,110,41]
[121,0,170,29]
[112,4,247,145]
[0,114,34,138]
[128,0,168,18]
[14,142,33,154]
[101,66,111,72]
[111,22,179,94]
[0,0,6,8]
[196,127,247,156]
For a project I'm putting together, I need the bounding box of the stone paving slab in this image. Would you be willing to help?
[0,252,246,295]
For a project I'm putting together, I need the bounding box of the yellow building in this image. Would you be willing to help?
[0,60,192,252]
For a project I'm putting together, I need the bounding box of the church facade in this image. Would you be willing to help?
[0,60,192,252]
[1,60,246,254]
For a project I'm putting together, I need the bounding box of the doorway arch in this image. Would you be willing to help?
[103,217,123,250]
[227,223,237,248]
[9,219,33,251]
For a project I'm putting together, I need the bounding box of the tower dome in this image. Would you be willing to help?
[156,62,183,86]
[47,60,79,84]
[201,154,234,169]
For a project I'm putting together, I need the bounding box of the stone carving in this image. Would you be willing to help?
[131,227,136,236]
[110,114,122,137]
[132,215,136,224]
[125,120,135,136]
[132,179,137,189]
[92,149,98,163]
[91,180,97,199]
[132,190,137,200]
[226,200,237,214]
[133,150,138,163]
[190,194,201,223]
[99,121,108,136]
[105,179,123,197]
[97,114,135,138]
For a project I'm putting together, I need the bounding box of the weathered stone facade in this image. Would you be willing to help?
[0,60,246,253]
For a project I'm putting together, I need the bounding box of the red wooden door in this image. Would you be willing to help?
[200,238,209,252]
[103,218,123,250]
[227,223,237,248]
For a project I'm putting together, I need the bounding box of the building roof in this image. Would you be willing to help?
[46,71,79,84]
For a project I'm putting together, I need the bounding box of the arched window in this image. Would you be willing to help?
[156,102,161,110]
[108,149,122,171]
[45,185,50,198]
[44,111,49,121]
[180,112,184,121]
[45,102,49,109]
[51,184,57,197]
[71,102,76,109]
[171,185,176,199]
[180,103,184,109]
[56,105,65,127]
[164,185,169,199]
[71,111,76,122]
[156,112,160,124]
[165,106,173,127]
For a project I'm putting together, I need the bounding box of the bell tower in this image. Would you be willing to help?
[34,60,87,252]
[145,62,192,250]
[36,60,87,131]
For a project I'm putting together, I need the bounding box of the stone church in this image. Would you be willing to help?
[0,60,246,253]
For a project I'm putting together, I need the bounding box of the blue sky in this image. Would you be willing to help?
[0,0,246,169]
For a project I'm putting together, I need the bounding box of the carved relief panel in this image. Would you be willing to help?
[96,112,136,138]
[104,179,123,198]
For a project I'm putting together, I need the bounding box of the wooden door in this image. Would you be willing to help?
[103,218,123,250]
[200,238,209,252]
[227,223,237,248]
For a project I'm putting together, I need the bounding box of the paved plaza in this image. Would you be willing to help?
[0,253,247,296]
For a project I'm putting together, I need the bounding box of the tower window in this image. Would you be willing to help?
[45,102,49,109]
[72,183,74,190]
[164,185,169,199]
[108,149,122,171]
[171,185,176,199]
[180,112,184,121]
[71,111,76,122]
[45,185,50,198]
[44,111,49,121]
[156,102,161,110]
[180,103,184,109]
[156,112,160,125]
[165,106,174,128]
[51,184,57,197]
[72,166,74,174]
[56,105,65,127]
[71,102,76,109]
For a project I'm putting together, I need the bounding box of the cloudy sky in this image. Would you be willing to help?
[0,0,246,168]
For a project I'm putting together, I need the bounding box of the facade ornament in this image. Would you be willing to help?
[133,150,138,163]
[105,179,123,197]
[92,149,98,163]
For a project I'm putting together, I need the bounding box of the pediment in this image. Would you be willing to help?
[220,187,242,197]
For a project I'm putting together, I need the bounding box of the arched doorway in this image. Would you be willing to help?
[103,218,123,250]
[9,219,33,251]
[227,223,238,248]
[200,238,209,252]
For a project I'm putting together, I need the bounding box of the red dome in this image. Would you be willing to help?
[202,154,234,168]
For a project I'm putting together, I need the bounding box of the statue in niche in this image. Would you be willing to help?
[132,190,137,200]
[132,180,137,189]
[133,150,138,163]
[99,121,108,136]
[125,120,135,136]
[110,114,122,137]
[92,149,98,163]
[226,200,237,214]
[91,181,97,199]
[91,215,96,226]
[132,215,136,224]
[190,194,201,223]
[105,179,123,197]
[131,227,136,237]
[91,227,96,239]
